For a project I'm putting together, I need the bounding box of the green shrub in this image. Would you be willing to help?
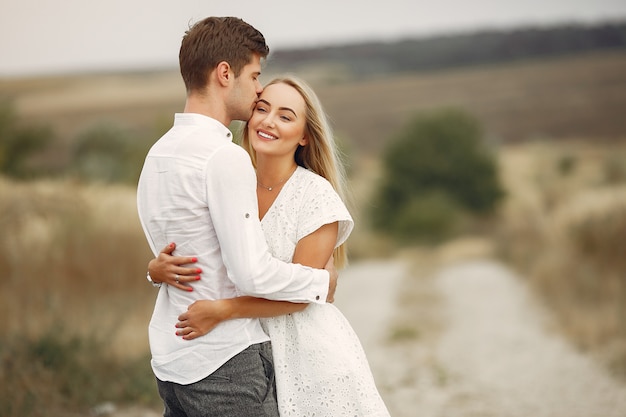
[371,108,503,242]
[69,122,150,184]
[391,192,462,243]
[557,154,578,176]
[0,99,54,179]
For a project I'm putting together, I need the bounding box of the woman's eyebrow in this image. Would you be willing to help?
[257,99,298,117]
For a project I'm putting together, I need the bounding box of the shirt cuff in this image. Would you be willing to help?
[309,269,330,304]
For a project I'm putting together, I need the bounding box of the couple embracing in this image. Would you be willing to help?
[137,16,390,417]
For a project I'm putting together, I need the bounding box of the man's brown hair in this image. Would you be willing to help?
[179,16,270,94]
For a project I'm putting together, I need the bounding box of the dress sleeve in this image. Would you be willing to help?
[296,174,354,247]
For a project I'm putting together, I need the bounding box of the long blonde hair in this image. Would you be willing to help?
[240,75,350,268]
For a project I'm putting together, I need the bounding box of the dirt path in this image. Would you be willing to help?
[335,256,626,417]
[335,259,407,349]
[107,255,626,416]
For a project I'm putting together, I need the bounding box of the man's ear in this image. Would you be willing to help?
[216,61,232,86]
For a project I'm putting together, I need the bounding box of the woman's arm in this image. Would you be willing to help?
[148,243,202,291]
[175,222,339,340]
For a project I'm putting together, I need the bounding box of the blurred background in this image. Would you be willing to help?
[2,1,626,416]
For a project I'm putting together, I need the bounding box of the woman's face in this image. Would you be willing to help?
[247,82,308,159]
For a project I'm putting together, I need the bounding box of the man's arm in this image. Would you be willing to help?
[175,222,338,340]
[206,145,334,303]
[148,242,337,301]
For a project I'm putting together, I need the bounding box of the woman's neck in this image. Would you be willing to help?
[256,156,298,188]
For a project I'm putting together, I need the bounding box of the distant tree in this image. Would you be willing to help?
[0,99,54,179]
[69,123,147,184]
[370,108,504,242]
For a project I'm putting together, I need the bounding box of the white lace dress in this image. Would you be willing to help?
[260,166,391,417]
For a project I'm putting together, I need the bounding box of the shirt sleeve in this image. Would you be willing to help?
[297,174,354,247]
[205,144,329,303]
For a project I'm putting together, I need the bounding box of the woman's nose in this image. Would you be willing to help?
[262,115,275,127]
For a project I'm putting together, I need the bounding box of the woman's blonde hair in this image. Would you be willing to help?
[240,75,351,268]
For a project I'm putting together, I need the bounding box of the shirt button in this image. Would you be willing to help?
[227,132,232,137]
[245,213,250,218]
[315,295,320,300]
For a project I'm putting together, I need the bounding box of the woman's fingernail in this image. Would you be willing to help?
[196,268,202,273]
[195,276,201,281]
[191,257,197,263]
[187,287,193,292]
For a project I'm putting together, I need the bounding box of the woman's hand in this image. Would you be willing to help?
[175,299,233,340]
[148,242,201,292]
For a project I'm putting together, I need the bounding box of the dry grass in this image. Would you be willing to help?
[0,178,154,346]
[495,140,626,379]
[0,177,159,416]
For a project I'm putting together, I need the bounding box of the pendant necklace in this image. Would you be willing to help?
[257,167,297,191]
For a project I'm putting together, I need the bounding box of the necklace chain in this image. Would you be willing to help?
[257,167,297,191]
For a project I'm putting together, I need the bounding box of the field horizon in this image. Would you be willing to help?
[2,50,625,156]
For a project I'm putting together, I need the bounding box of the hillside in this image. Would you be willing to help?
[4,51,625,155]
[1,21,626,157]
[313,50,626,152]
[269,21,626,78]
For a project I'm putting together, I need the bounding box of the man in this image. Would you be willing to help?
[136,17,336,416]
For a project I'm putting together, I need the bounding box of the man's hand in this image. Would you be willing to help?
[175,300,231,340]
[324,254,337,303]
[149,242,201,292]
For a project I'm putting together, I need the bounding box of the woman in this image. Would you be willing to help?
[149,76,390,417]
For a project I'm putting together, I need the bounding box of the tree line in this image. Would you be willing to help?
[271,21,626,77]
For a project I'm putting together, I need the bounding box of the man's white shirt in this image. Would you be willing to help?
[137,113,329,384]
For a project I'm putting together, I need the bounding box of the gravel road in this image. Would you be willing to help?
[335,257,626,417]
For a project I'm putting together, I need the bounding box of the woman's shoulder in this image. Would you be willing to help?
[292,167,354,243]
[295,166,334,192]
[293,167,348,211]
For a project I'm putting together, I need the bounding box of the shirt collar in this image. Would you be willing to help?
[174,113,233,141]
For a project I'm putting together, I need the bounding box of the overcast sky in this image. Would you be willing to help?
[1,0,625,77]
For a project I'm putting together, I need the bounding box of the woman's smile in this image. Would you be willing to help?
[257,130,278,141]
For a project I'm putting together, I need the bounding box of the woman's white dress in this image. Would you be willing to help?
[260,166,391,417]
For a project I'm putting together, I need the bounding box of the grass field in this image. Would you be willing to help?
[1,50,626,415]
